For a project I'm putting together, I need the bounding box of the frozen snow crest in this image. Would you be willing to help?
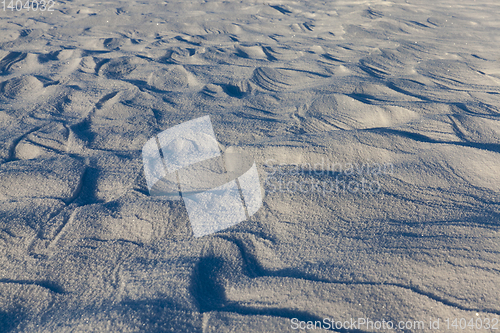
[142,115,263,237]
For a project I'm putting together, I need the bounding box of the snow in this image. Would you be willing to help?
[1,0,499,331]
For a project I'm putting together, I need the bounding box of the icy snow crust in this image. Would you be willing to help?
[0,0,499,332]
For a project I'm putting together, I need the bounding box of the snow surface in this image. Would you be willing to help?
[1,0,499,332]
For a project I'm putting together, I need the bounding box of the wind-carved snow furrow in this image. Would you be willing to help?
[358,61,390,79]
[269,5,292,15]
[213,236,500,316]
[227,278,500,318]
[448,115,473,143]
[377,190,500,229]
[39,205,78,241]
[44,206,80,252]
[215,305,350,332]
[385,82,434,102]
[0,279,65,294]
[95,91,120,109]
[94,58,110,75]
[458,263,500,275]
[0,156,86,204]
[27,204,80,258]
[33,163,93,245]
[81,237,143,248]
[7,122,77,160]
[250,67,329,93]
[7,126,44,162]
[369,128,500,154]
[31,162,86,245]
[388,283,500,315]
[69,116,93,147]
[0,51,27,74]
[191,254,346,332]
